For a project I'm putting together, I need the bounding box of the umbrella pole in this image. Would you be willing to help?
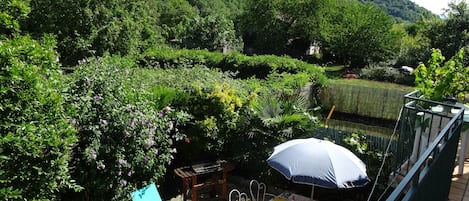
[310,186,315,201]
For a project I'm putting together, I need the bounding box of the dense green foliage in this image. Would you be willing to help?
[181,14,241,51]
[6,0,469,199]
[24,0,244,66]
[0,0,30,38]
[414,48,469,102]
[188,0,247,19]
[130,65,321,163]
[48,51,323,199]
[0,35,78,200]
[394,23,432,67]
[140,48,327,83]
[159,0,198,43]
[319,0,400,67]
[237,91,320,180]
[360,0,436,22]
[239,0,318,55]
[64,56,191,200]
[397,1,469,67]
[19,0,447,69]
[239,0,401,67]
[426,2,469,59]
[131,66,256,160]
[26,0,164,66]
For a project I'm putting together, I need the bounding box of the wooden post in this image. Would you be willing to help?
[325,105,336,126]
[191,175,197,201]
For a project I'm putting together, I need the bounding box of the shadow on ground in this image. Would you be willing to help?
[161,173,371,201]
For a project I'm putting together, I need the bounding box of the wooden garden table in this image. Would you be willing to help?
[174,160,234,201]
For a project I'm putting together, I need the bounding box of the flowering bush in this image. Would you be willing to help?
[65,56,190,200]
[130,66,259,161]
[129,66,323,165]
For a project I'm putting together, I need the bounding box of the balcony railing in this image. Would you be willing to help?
[386,90,465,201]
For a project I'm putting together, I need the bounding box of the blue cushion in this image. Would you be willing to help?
[131,183,162,201]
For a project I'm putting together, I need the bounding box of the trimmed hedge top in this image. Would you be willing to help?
[138,48,326,85]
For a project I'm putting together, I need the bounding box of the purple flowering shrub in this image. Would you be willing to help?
[65,56,190,200]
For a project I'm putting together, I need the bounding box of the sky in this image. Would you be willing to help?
[411,0,453,15]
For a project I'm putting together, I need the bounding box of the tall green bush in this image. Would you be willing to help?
[182,14,242,51]
[0,35,78,200]
[65,56,191,200]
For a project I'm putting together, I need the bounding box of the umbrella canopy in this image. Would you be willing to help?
[267,137,370,189]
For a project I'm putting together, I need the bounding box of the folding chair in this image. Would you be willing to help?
[229,189,249,201]
[249,180,275,201]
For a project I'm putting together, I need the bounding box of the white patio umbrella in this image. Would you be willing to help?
[267,137,370,200]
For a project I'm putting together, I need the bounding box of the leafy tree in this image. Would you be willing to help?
[189,0,229,17]
[25,0,163,66]
[426,1,469,59]
[182,14,241,51]
[188,0,246,20]
[319,0,400,67]
[240,0,295,55]
[395,23,431,67]
[0,0,30,38]
[160,0,199,44]
[1,2,79,199]
[240,0,327,56]
[240,0,400,65]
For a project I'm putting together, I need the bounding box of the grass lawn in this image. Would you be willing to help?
[323,65,345,79]
[323,65,345,72]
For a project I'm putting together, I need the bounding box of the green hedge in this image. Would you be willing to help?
[320,79,414,120]
[138,48,326,84]
[0,35,78,200]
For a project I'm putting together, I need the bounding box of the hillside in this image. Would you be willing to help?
[360,0,438,22]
